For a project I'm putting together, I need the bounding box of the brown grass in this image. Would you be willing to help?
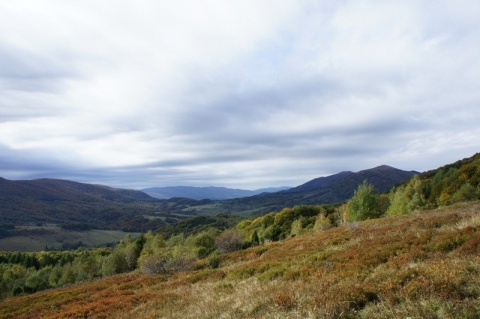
[1,201,479,318]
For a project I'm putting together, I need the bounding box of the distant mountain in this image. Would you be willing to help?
[173,165,418,216]
[0,165,417,232]
[285,165,418,196]
[0,178,166,231]
[142,186,291,200]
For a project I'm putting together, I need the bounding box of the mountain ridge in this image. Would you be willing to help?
[164,165,419,216]
[0,164,418,232]
[0,177,164,231]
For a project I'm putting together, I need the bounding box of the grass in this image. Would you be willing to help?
[0,226,139,251]
[1,201,479,318]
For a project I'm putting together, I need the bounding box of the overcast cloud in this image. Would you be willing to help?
[0,0,479,189]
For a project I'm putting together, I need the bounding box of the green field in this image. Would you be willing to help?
[0,225,139,252]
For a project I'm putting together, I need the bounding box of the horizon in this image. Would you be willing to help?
[1,162,427,191]
[1,1,479,190]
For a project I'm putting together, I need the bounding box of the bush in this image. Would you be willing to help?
[140,254,196,275]
[205,252,221,269]
[215,229,244,253]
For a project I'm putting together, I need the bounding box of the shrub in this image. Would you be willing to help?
[139,254,195,275]
[205,252,221,269]
[314,214,333,231]
[215,229,244,253]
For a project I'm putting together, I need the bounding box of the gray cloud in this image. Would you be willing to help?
[0,1,479,189]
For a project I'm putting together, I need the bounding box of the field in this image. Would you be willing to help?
[1,201,479,318]
[0,225,139,251]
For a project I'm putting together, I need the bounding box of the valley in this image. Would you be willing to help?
[0,165,416,251]
[0,224,139,252]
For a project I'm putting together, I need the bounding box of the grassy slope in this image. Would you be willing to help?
[1,201,479,319]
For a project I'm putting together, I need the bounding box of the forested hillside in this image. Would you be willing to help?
[0,164,417,235]
[207,165,417,216]
[0,178,166,232]
[386,152,480,215]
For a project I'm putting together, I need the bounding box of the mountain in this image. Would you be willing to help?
[0,165,417,231]
[284,165,418,197]
[142,186,291,200]
[234,165,417,212]
[0,178,166,231]
[164,165,418,216]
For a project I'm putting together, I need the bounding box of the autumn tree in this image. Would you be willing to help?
[346,180,381,221]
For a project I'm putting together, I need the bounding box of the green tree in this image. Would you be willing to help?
[25,267,51,292]
[250,230,260,246]
[387,175,426,215]
[263,224,282,242]
[101,250,128,276]
[191,232,216,258]
[48,265,63,287]
[451,183,479,203]
[59,263,76,286]
[346,180,381,221]
[313,214,332,231]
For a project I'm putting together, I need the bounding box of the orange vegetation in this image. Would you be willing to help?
[1,201,479,318]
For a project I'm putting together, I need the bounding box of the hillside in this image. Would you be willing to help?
[289,165,417,194]
[142,185,291,200]
[0,178,165,231]
[180,165,417,216]
[1,201,478,318]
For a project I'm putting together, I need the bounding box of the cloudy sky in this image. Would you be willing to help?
[1,0,479,190]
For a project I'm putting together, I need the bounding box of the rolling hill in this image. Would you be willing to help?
[0,178,165,231]
[0,165,417,238]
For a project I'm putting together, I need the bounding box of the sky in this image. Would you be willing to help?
[0,0,479,190]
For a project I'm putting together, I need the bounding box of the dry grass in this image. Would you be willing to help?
[1,201,479,319]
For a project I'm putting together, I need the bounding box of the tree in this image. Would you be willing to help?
[346,180,381,221]
[59,264,76,286]
[387,175,426,215]
[313,214,332,231]
[101,250,128,276]
[250,230,260,246]
[263,224,282,242]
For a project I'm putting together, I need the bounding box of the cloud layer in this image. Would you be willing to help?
[1,0,480,189]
